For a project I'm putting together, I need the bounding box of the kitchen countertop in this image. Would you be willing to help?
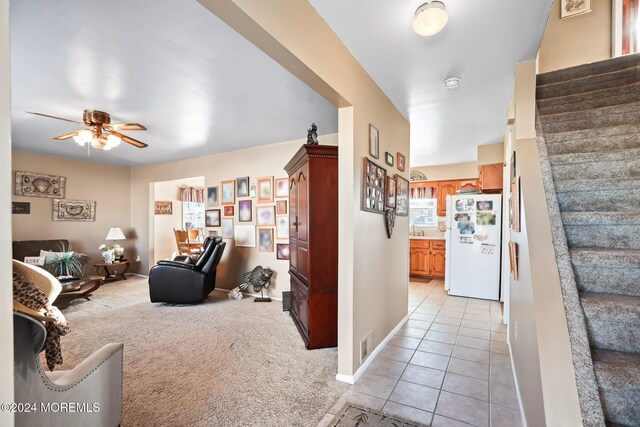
[410,235,445,240]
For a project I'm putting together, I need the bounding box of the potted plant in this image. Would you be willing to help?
[99,244,114,264]
[46,251,83,279]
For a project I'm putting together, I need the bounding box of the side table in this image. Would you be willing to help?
[55,276,104,309]
[94,260,130,281]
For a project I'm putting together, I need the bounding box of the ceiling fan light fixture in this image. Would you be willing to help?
[413,1,448,36]
[73,129,93,146]
[104,134,122,150]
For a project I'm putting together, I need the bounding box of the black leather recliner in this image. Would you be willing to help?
[149,236,226,304]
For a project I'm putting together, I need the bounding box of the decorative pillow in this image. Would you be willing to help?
[24,256,46,266]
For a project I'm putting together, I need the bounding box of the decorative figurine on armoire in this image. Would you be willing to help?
[307,123,318,144]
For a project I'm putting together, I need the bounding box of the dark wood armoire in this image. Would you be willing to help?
[284,144,338,349]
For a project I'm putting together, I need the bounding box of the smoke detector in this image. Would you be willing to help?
[443,77,461,90]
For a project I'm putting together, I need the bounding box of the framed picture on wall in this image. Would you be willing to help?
[511,176,521,232]
[221,218,234,239]
[276,216,289,239]
[275,178,289,198]
[258,228,274,252]
[397,153,406,172]
[236,177,250,198]
[369,124,379,159]
[223,206,234,217]
[256,206,275,226]
[385,175,397,209]
[239,200,252,222]
[221,180,235,205]
[276,244,290,260]
[257,176,273,204]
[385,152,394,167]
[561,0,591,18]
[205,209,221,227]
[509,241,519,281]
[395,175,409,217]
[235,225,256,247]
[362,157,386,214]
[276,200,287,215]
[154,201,173,215]
[207,186,218,207]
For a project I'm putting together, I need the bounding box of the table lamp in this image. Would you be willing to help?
[106,227,126,260]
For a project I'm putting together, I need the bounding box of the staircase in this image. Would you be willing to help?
[536,54,640,426]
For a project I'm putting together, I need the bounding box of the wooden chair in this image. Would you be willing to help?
[174,229,191,256]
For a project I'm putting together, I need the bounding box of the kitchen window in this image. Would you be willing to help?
[410,198,437,227]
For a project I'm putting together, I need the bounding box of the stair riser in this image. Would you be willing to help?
[545,124,639,144]
[537,67,640,99]
[537,54,640,85]
[575,267,640,297]
[565,225,640,250]
[540,102,640,125]
[585,318,640,353]
[541,111,640,134]
[557,189,640,212]
[538,84,640,115]
[551,159,640,180]
[598,387,640,426]
[546,134,640,155]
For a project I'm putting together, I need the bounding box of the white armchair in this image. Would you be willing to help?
[13,312,124,427]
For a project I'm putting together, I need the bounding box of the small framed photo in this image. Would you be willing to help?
[208,230,219,237]
[397,153,406,172]
[239,200,252,222]
[236,177,250,198]
[395,175,409,216]
[510,151,516,181]
[276,216,289,239]
[362,157,386,214]
[154,201,172,215]
[275,178,289,198]
[369,124,379,159]
[205,209,221,227]
[561,0,591,18]
[258,228,274,252]
[221,180,235,205]
[511,176,521,232]
[12,202,30,214]
[235,225,256,247]
[385,152,394,167]
[224,206,234,217]
[207,186,218,207]
[221,218,234,239]
[509,241,519,281]
[276,200,287,215]
[257,206,275,226]
[276,244,290,260]
[257,176,273,204]
[385,175,397,209]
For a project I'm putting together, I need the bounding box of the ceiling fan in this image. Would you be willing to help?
[26,109,148,150]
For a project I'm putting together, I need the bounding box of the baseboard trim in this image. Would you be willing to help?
[213,288,283,302]
[507,339,528,427]
[335,313,410,385]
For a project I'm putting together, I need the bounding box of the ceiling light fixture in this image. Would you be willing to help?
[413,1,448,36]
[443,77,461,90]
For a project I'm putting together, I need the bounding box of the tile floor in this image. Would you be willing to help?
[318,279,522,427]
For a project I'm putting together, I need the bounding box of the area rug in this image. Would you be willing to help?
[330,403,427,427]
[55,276,347,426]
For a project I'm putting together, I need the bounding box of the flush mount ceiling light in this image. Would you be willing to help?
[413,1,449,36]
[443,77,461,90]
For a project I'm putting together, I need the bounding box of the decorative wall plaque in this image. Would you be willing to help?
[53,199,96,222]
[12,202,30,214]
[15,171,66,198]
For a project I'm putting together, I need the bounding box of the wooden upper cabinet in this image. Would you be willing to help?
[437,181,458,217]
[479,163,503,193]
[459,179,478,192]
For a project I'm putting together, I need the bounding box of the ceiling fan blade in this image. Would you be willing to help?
[52,130,81,140]
[106,123,147,131]
[26,111,84,124]
[109,130,148,148]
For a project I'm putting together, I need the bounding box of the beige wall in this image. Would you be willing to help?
[196,0,411,378]
[411,161,478,181]
[11,151,133,270]
[538,0,612,73]
[477,143,504,166]
[1,0,14,422]
[153,176,204,264]
[132,134,337,300]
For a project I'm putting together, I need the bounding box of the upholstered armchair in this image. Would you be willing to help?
[148,236,226,304]
[13,312,123,427]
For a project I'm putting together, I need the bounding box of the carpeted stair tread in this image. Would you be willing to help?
[537,66,640,100]
[555,177,640,193]
[540,101,640,125]
[565,225,640,250]
[544,124,640,144]
[537,82,640,116]
[592,349,640,426]
[556,187,640,212]
[562,212,640,226]
[570,248,640,269]
[541,109,640,134]
[537,53,640,86]
[545,132,640,156]
[580,293,640,353]
[550,147,640,166]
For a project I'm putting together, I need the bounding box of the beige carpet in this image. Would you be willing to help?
[56,276,347,426]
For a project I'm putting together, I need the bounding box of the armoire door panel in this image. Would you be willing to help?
[296,167,309,244]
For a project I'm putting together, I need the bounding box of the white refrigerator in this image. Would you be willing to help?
[444,194,502,300]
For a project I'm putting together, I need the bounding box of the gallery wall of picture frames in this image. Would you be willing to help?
[203,175,290,260]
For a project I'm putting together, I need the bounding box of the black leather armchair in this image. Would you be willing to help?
[149,237,226,304]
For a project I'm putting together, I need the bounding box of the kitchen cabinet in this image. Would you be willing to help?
[459,179,479,192]
[410,239,445,278]
[436,181,458,217]
[479,163,503,193]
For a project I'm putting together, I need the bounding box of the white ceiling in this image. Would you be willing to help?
[10,0,338,166]
[11,0,552,168]
[309,0,552,166]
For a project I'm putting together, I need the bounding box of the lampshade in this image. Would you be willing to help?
[413,1,448,36]
[106,227,126,241]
